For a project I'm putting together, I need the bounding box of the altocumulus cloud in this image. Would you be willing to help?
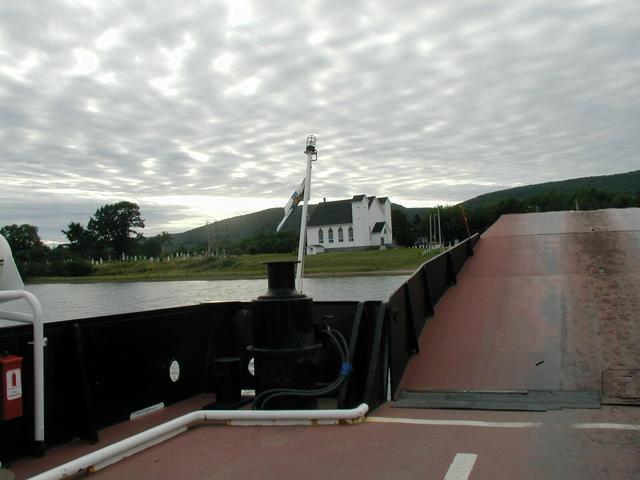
[1,0,638,243]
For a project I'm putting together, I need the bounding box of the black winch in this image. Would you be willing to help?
[247,260,322,409]
[247,260,354,410]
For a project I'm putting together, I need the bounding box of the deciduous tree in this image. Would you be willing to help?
[391,208,413,246]
[0,224,43,252]
[142,237,162,257]
[62,222,96,256]
[157,231,171,257]
[87,201,145,255]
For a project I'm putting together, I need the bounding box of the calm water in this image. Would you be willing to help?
[0,275,408,326]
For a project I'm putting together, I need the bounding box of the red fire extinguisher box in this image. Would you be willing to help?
[1,354,23,420]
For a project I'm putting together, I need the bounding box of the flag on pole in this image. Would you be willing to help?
[276,178,305,233]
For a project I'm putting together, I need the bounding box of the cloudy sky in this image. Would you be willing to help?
[1,0,638,244]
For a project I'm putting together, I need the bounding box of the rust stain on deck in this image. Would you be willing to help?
[400,208,640,395]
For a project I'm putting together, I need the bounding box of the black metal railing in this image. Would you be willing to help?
[378,234,480,404]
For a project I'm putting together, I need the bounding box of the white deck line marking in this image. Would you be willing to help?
[367,416,541,428]
[444,453,478,480]
[573,423,640,431]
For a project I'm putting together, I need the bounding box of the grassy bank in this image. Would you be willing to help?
[29,248,438,283]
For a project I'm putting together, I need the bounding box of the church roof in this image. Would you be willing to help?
[307,200,353,227]
[372,221,386,233]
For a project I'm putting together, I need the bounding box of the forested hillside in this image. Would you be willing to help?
[464,170,640,208]
[5,171,638,279]
[167,206,312,251]
[169,170,640,251]
[168,203,428,252]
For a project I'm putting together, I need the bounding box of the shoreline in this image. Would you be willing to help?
[26,269,416,284]
[24,248,435,284]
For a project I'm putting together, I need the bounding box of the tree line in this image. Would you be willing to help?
[391,188,640,246]
[1,201,164,278]
[1,201,298,279]
[3,188,638,279]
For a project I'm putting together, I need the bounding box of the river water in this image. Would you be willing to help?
[0,275,408,326]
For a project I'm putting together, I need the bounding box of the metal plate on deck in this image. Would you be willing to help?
[602,369,640,405]
[394,390,601,411]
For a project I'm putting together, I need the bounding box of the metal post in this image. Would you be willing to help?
[296,136,316,292]
[437,207,442,251]
[0,290,45,452]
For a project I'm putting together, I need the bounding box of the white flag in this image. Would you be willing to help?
[276,178,305,233]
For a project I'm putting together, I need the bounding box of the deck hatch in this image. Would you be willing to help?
[602,369,640,405]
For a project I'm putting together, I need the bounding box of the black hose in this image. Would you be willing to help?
[332,328,350,362]
[254,329,345,409]
[253,328,351,410]
[259,331,345,409]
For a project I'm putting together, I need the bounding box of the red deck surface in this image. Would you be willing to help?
[9,209,640,479]
[401,208,640,392]
[85,406,640,480]
[12,401,639,480]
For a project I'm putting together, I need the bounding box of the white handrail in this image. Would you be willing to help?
[0,290,45,448]
[28,403,369,480]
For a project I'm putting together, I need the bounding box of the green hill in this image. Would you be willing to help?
[391,205,429,223]
[167,170,639,251]
[463,170,640,209]
[167,206,314,251]
[168,202,427,251]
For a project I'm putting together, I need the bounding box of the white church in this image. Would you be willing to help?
[305,195,393,254]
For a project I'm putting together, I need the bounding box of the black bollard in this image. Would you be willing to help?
[247,261,321,409]
[212,357,241,405]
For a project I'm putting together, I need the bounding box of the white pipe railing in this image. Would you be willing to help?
[28,403,369,480]
[0,290,45,448]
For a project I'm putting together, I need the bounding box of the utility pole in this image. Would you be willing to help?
[206,220,211,256]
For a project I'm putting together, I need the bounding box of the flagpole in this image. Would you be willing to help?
[296,135,316,292]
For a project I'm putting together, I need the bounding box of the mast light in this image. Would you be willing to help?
[305,135,316,154]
